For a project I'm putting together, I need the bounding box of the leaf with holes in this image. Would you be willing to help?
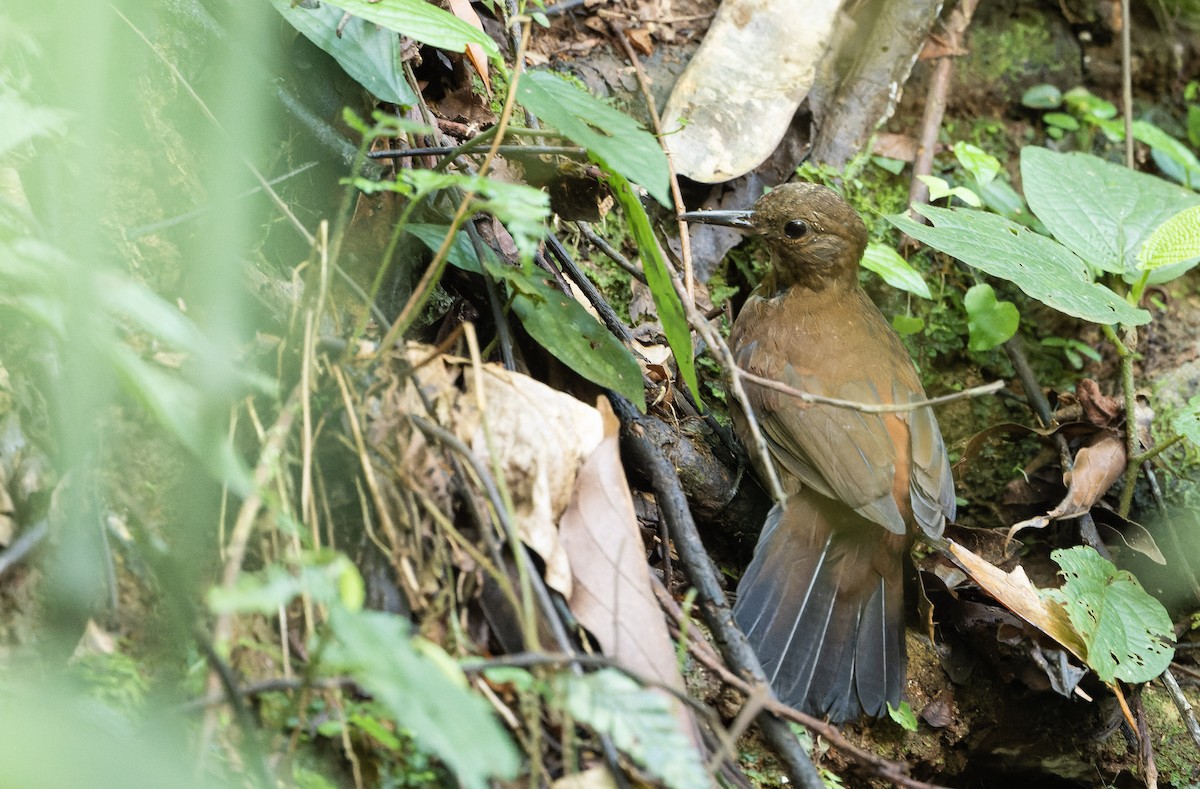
[1040,547,1175,684]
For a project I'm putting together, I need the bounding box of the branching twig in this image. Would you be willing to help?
[739,370,1004,412]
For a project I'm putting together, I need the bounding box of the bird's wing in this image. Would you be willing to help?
[733,289,953,536]
[758,363,909,535]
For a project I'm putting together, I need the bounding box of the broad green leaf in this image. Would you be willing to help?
[1021,83,1062,109]
[1172,395,1200,446]
[953,141,1000,186]
[326,609,519,789]
[1041,547,1175,684]
[270,0,417,105]
[557,669,707,789]
[1137,205,1200,280]
[516,71,670,206]
[890,206,1150,326]
[609,173,696,409]
[963,283,1019,351]
[861,243,931,298]
[321,0,499,59]
[491,265,646,410]
[1020,146,1200,279]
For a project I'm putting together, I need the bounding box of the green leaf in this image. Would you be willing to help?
[1187,105,1200,149]
[871,156,905,175]
[407,223,483,273]
[1021,83,1062,109]
[1171,395,1200,446]
[491,265,646,410]
[1063,86,1116,120]
[953,141,1001,185]
[1042,112,1079,131]
[516,71,670,206]
[325,609,520,789]
[609,173,697,409]
[0,90,72,157]
[320,0,499,59]
[963,283,1019,351]
[207,553,360,613]
[557,669,707,789]
[1137,205,1200,281]
[918,175,981,207]
[861,243,931,298]
[1040,547,1175,684]
[395,169,551,262]
[270,0,417,105]
[886,701,919,732]
[889,206,1150,326]
[1020,147,1200,279]
[891,314,924,336]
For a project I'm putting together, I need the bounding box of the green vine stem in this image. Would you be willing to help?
[1103,323,1141,518]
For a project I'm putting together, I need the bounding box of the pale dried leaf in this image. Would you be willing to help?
[551,767,619,789]
[462,366,605,598]
[559,400,682,691]
[948,542,1088,661]
[661,0,841,181]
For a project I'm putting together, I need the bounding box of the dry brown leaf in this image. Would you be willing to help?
[558,399,685,694]
[948,541,1087,661]
[460,366,605,598]
[625,27,654,56]
[446,0,491,94]
[872,132,918,162]
[1007,431,1125,541]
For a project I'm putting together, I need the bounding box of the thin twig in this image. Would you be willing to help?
[576,221,648,284]
[739,370,1004,412]
[1160,669,1200,753]
[606,20,695,303]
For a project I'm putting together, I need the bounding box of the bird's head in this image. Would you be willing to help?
[681,182,867,294]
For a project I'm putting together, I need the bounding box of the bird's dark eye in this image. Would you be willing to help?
[784,219,808,239]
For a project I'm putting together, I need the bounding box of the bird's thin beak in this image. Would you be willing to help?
[677,208,755,230]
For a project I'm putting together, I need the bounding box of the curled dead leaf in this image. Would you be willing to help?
[1006,431,1125,542]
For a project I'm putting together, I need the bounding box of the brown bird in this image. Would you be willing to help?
[681,183,955,722]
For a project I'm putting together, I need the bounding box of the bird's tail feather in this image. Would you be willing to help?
[733,490,907,722]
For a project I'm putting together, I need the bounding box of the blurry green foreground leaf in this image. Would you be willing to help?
[325,608,520,789]
[557,668,707,789]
